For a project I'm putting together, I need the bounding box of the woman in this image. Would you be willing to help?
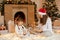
[37,8,53,36]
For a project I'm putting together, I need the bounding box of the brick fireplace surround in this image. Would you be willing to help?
[4,4,35,25]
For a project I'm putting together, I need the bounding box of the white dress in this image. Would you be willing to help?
[42,17,53,32]
[15,25,30,37]
[37,17,53,36]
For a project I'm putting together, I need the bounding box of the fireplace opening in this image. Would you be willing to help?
[14,11,26,24]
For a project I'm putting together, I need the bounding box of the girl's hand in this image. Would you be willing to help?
[23,30,27,35]
[23,32,26,35]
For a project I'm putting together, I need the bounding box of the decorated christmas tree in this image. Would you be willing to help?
[43,0,60,21]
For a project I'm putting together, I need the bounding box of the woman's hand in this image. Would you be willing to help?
[34,28,43,33]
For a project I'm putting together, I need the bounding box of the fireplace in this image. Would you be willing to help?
[4,4,35,27]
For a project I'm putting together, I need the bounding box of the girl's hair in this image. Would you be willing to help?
[40,15,48,25]
[17,17,24,22]
[14,11,25,23]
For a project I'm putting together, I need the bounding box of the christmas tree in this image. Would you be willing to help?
[43,0,60,21]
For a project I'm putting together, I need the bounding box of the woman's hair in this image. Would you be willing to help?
[40,15,48,25]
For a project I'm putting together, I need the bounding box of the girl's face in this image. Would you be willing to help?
[40,15,43,18]
[17,21,23,26]
[37,14,43,18]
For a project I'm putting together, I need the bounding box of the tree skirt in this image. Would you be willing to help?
[0,33,60,40]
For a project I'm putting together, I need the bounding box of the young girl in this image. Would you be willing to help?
[37,8,53,36]
[15,17,29,37]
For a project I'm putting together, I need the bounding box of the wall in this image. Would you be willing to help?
[31,0,60,13]
[55,0,60,13]
[0,0,3,3]
[31,0,45,12]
